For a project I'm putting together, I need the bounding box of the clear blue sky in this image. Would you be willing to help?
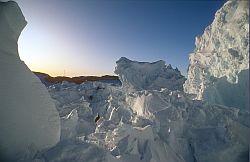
[14,0,225,76]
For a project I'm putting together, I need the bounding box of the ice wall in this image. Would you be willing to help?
[0,1,60,161]
[184,0,249,110]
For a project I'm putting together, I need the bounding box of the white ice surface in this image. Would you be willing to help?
[184,0,249,110]
[38,78,248,162]
[0,1,60,161]
[115,57,186,93]
[1,1,249,162]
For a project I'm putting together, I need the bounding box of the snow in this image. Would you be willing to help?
[184,0,249,110]
[0,1,60,161]
[1,0,249,162]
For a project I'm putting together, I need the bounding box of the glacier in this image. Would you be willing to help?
[0,0,249,162]
[0,1,60,161]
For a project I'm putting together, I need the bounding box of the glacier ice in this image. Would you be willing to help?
[184,0,249,110]
[0,1,60,161]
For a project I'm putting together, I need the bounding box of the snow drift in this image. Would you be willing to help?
[0,1,60,161]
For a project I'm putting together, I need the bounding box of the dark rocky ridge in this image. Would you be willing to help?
[33,71,121,86]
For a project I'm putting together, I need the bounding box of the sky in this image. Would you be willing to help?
[13,0,225,77]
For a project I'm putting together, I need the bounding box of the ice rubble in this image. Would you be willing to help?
[0,1,60,161]
[184,0,249,110]
[37,1,248,160]
[37,57,248,162]
[1,0,249,162]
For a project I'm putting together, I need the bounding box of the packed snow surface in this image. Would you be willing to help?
[184,0,249,110]
[0,1,60,161]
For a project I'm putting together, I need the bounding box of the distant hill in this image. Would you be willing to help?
[33,72,121,86]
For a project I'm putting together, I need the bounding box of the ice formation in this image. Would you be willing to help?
[1,0,249,162]
[184,0,249,110]
[0,1,60,161]
[115,57,186,93]
[35,60,248,162]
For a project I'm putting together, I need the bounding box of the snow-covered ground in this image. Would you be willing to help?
[0,0,249,162]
